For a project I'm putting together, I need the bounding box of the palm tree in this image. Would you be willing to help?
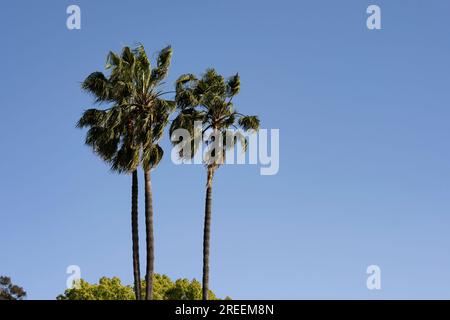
[170,69,260,300]
[77,75,143,300]
[77,45,174,300]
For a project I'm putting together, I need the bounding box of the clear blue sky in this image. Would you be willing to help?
[1,0,450,299]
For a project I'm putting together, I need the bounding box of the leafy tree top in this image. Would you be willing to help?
[57,275,230,300]
[0,276,27,300]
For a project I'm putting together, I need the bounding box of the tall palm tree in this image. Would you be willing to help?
[77,75,143,300]
[170,69,260,300]
[77,45,174,300]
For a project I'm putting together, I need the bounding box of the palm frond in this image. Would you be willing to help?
[238,116,260,132]
[226,73,240,97]
[76,108,107,128]
[150,46,172,85]
[142,144,164,170]
[81,72,112,103]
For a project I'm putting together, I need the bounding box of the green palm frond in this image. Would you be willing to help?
[176,74,197,89]
[198,69,226,97]
[238,116,260,132]
[81,72,112,103]
[111,143,140,173]
[77,108,107,128]
[150,46,172,85]
[142,144,164,170]
[121,46,135,67]
[169,109,204,139]
[134,45,150,70]
[156,99,176,114]
[106,51,121,69]
[226,73,240,97]
[170,109,203,160]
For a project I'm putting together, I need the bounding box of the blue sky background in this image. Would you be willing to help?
[1,0,450,299]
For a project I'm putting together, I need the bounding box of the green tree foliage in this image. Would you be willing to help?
[165,278,216,300]
[0,276,27,300]
[57,275,228,300]
[57,277,134,300]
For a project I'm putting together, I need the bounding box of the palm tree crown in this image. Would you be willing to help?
[170,68,260,170]
[77,45,175,172]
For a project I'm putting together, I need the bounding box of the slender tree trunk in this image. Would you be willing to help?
[131,170,142,300]
[144,169,155,300]
[202,168,214,300]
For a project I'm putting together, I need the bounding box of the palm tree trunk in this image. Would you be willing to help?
[202,168,214,300]
[144,169,155,300]
[131,170,142,300]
